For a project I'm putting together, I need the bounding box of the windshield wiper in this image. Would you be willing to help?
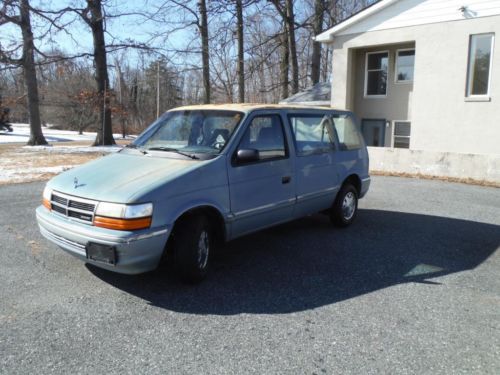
[125,144,149,155]
[147,146,199,159]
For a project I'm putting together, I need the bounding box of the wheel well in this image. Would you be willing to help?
[173,206,226,244]
[161,206,226,264]
[343,174,361,196]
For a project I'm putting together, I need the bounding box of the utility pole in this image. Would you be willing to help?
[156,61,160,118]
[102,80,106,146]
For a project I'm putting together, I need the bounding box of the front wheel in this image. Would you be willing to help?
[173,215,213,283]
[330,184,358,227]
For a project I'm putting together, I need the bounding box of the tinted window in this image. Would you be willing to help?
[366,52,388,96]
[333,114,363,151]
[396,49,415,82]
[238,115,286,160]
[289,115,335,155]
[467,34,494,96]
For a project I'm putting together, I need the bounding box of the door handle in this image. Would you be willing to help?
[282,176,291,184]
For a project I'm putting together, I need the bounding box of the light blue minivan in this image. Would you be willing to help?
[36,104,370,282]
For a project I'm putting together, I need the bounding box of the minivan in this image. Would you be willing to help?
[37,104,370,282]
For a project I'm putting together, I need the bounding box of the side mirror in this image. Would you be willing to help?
[235,148,260,164]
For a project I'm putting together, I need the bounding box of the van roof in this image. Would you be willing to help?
[169,103,340,113]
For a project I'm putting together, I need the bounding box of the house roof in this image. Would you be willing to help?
[315,0,398,42]
[315,0,500,42]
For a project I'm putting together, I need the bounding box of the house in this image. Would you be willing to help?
[316,0,500,183]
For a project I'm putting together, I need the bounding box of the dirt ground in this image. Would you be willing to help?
[0,140,130,185]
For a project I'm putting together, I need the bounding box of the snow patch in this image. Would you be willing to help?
[23,145,123,153]
[1,123,135,144]
[0,165,76,184]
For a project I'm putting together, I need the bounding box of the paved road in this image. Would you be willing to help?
[1,176,499,374]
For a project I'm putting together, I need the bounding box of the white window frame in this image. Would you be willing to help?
[395,48,415,84]
[466,33,495,99]
[364,50,389,98]
[392,120,411,149]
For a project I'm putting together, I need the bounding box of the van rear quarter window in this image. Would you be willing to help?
[333,114,363,151]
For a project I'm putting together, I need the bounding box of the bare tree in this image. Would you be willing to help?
[235,0,245,102]
[78,0,115,145]
[310,0,325,85]
[285,0,298,94]
[198,0,210,103]
[0,0,47,145]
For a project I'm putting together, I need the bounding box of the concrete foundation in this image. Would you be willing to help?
[368,147,500,185]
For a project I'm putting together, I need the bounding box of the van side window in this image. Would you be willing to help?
[288,115,335,156]
[332,114,363,151]
[238,115,287,160]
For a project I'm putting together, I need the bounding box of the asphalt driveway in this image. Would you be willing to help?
[1,176,499,374]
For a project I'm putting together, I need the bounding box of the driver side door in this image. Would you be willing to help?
[227,112,295,238]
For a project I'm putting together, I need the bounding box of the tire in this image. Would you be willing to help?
[173,215,212,283]
[330,183,358,227]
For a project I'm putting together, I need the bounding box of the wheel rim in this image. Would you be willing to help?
[342,191,356,221]
[197,230,209,269]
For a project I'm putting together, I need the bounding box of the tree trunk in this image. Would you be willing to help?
[310,0,325,85]
[87,0,115,146]
[198,0,210,104]
[280,28,289,100]
[20,0,47,146]
[285,0,299,94]
[235,0,245,103]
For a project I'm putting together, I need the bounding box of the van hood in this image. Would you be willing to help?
[48,152,203,203]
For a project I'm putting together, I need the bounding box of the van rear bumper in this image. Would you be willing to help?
[36,206,170,274]
[360,176,371,198]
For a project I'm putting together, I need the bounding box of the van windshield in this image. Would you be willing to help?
[132,110,244,155]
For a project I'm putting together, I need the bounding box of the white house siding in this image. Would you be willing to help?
[330,14,500,155]
[336,0,500,36]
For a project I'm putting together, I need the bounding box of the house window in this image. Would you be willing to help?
[467,34,494,96]
[365,51,389,97]
[395,49,415,82]
[393,121,411,149]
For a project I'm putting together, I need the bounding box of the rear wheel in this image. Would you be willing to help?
[330,183,358,227]
[173,215,213,283]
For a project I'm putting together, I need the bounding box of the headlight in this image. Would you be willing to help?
[42,186,52,210]
[94,202,153,231]
[95,202,153,219]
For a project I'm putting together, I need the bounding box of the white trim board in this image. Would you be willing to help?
[316,0,500,42]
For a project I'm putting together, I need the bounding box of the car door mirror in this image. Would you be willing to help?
[235,148,260,164]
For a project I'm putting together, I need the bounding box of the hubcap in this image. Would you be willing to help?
[342,192,356,221]
[197,230,209,269]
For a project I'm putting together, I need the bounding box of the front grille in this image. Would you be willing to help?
[68,200,95,212]
[52,204,66,215]
[52,195,68,206]
[50,191,97,224]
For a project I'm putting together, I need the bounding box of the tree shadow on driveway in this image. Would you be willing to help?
[87,209,500,315]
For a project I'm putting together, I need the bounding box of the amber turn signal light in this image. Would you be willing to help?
[93,216,152,231]
[42,198,51,211]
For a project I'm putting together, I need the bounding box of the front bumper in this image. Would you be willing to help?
[36,206,170,274]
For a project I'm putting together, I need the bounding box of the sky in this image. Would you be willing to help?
[1,0,197,69]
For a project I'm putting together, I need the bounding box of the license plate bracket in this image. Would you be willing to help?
[86,242,117,265]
